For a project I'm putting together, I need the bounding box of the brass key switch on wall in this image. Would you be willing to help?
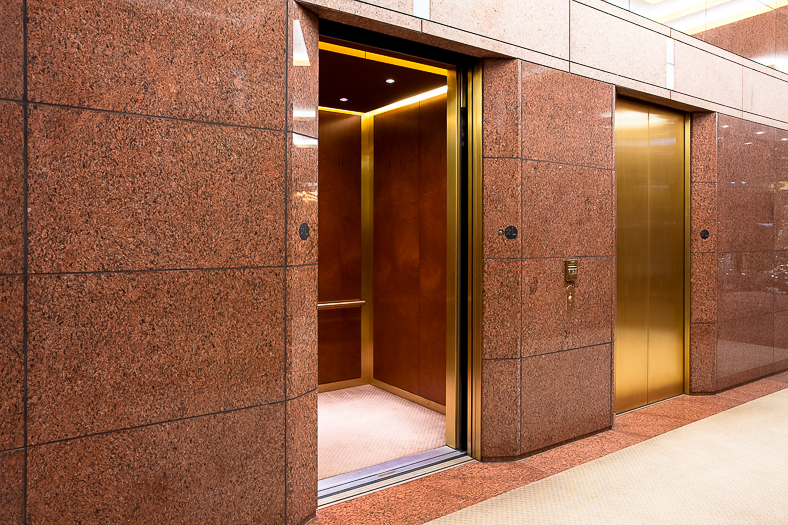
[564,259,578,282]
[564,259,578,312]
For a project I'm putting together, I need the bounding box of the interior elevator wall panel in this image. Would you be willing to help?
[373,95,448,405]
[417,94,448,406]
[318,110,363,384]
[373,102,422,394]
[614,99,685,413]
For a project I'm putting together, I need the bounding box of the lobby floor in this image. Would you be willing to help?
[313,370,788,525]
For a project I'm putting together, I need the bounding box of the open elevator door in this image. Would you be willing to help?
[315,27,478,501]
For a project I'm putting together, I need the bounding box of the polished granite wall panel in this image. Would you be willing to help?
[521,257,613,357]
[777,9,788,73]
[481,62,614,459]
[482,59,521,159]
[27,0,287,128]
[27,105,286,273]
[287,138,319,266]
[287,265,318,398]
[0,101,23,275]
[27,404,286,525]
[775,311,788,369]
[0,450,24,525]
[0,0,23,99]
[483,158,521,259]
[716,313,774,389]
[430,0,570,61]
[521,161,613,258]
[483,259,521,360]
[286,392,317,525]
[481,358,521,460]
[691,252,717,324]
[691,182,717,254]
[0,277,23,450]
[696,9,776,68]
[288,0,319,139]
[716,251,775,322]
[690,113,717,184]
[520,344,611,454]
[27,269,286,444]
[17,1,313,523]
[520,63,614,170]
[690,322,716,393]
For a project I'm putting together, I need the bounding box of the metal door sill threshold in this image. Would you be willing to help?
[317,446,473,508]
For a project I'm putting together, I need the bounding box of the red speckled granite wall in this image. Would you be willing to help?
[480,59,615,460]
[690,113,788,394]
[0,1,318,523]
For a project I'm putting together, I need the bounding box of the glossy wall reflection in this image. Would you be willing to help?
[690,113,788,393]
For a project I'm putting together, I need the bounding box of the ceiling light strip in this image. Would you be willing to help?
[318,41,448,76]
[319,85,449,118]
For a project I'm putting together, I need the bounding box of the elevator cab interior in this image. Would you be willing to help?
[316,34,462,486]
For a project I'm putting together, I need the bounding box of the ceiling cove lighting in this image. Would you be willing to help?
[318,41,449,77]
[386,79,395,83]
[340,98,348,102]
[318,85,449,118]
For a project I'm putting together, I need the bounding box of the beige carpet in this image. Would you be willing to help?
[428,388,788,524]
[318,385,445,480]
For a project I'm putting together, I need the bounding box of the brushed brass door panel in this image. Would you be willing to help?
[646,107,685,404]
[614,99,685,413]
[615,99,650,413]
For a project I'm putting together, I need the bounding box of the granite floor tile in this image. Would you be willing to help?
[521,429,642,476]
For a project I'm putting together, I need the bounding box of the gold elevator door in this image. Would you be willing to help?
[615,99,685,414]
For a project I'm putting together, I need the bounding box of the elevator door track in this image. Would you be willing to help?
[317,446,471,508]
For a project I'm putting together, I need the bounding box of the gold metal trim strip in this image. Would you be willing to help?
[445,68,460,450]
[684,113,691,395]
[360,114,375,383]
[468,61,484,461]
[317,299,366,311]
[318,41,448,76]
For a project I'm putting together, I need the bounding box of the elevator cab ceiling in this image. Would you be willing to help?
[318,37,448,113]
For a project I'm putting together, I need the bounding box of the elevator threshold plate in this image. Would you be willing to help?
[317,446,472,508]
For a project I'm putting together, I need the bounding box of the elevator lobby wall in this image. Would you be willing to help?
[0,1,319,524]
[690,113,788,393]
[480,59,615,460]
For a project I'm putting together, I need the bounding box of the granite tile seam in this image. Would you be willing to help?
[25,101,317,138]
[24,388,317,450]
[485,156,617,172]
[0,97,23,104]
[22,0,30,518]
[284,1,291,519]
[0,446,24,455]
[482,341,614,361]
[26,264,295,277]
[518,254,615,260]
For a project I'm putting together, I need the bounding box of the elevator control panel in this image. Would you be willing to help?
[564,259,579,282]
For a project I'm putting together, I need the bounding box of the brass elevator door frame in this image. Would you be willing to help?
[614,98,688,414]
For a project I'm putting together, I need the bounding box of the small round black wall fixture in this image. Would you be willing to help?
[299,223,310,240]
[700,229,710,240]
[504,226,518,240]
